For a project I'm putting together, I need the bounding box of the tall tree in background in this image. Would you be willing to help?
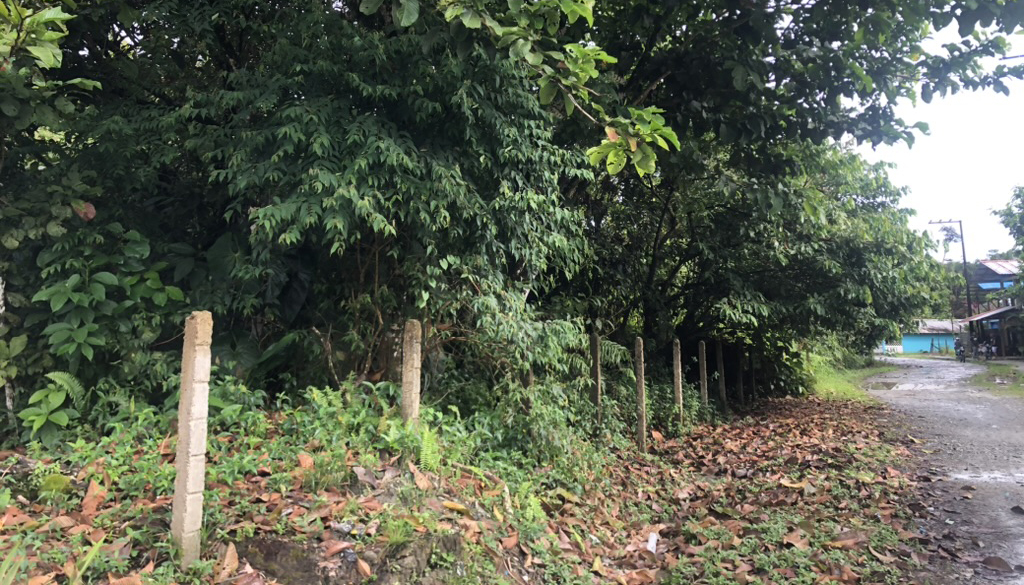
[1,0,1021,417]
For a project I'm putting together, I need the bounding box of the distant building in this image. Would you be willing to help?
[971,259,1020,313]
[885,319,962,354]
[963,259,1021,356]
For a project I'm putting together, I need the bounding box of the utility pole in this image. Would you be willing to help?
[930,219,974,340]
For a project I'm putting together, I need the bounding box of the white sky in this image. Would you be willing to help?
[856,31,1024,262]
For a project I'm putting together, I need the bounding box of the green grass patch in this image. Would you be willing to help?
[969,361,1024,395]
[810,358,898,402]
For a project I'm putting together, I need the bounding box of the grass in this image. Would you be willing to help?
[811,359,899,402]
[969,361,1024,395]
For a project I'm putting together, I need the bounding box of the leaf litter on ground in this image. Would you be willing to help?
[2,397,945,583]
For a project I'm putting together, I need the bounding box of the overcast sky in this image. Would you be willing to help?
[856,36,1024,262]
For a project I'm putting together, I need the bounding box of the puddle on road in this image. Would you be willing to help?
[865,382,950,391]
[948,471,1024,484]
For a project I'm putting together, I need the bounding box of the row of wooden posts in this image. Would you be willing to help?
[171,314,750,567]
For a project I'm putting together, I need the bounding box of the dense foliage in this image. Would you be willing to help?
[2,0,1021,450]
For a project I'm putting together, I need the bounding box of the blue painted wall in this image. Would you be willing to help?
[902,333,955,353]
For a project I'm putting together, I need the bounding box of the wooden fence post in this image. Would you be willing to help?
[635,337,647,452]
[401,319,422,424]
[716,341,728,411]
[590,331,602,425]
[698,341,708,406]
[171,311,213,569]
[672,338,683,428]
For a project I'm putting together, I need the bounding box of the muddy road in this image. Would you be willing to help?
[868,357,1024,583]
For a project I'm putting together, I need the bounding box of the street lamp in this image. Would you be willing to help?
[929,219,974,339]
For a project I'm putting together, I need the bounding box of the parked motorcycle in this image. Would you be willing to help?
[985,343,995,361]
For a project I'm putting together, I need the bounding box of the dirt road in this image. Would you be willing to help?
[867,357,1024,583]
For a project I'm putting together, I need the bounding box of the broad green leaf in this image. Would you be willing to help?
[394,0,419,27]
[8,335,27,358]
[49,411,70,427]
[47,390,67,410]
[92,272,118,286]
[461,10,482,29]
[606,148,627,174]
[539,82,557,105]
[359,0,385,14]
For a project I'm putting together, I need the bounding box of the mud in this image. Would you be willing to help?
[868,357,1024,583]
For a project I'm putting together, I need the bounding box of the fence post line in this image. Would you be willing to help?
[171,311,213,570]
[672,338,683,428]
[635,337,647,452]
[590,330,602,425]
[698,341,708,407]
[401,319,422,424]
[715,341,728,411]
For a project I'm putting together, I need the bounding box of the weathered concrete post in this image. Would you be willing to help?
[715,341,728,411]
[171,311,213,569]
[401,319,422,424]
[590,330,602,425]
[635,337,647,452]
[737,348,745,405]
[750,354,756,400]
[698,341,708,407]
[672,338,683,428]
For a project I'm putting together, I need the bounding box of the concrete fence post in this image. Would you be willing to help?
[737,348,745,405]
[401,319,422,424]
[171,311,213,569]
[698,341,708,407]
[590,331,602,425]
[635,337,646,452]
[716,341,728,411]
[672,338,683,428]
[750,354,757,400]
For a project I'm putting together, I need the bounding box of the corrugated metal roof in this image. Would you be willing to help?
[961,305,1019,323]
[914,319,960,334]
[980,259,1021,276]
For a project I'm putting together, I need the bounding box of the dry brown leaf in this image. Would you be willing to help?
[297,452,314,469]
[782,529,809,550]
[49,515,76,530]
[107,576,143,585]
[868,546,897,564]
[356,557,372,577]
[27,573,57,585]
[502,532,519,550]
[323,540,353,557]
[408,461,433,490]
[214,542,239,583]
[442,501,473,517]
[82,480,107,518]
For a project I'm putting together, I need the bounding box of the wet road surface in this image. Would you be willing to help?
[868,357,1024,583]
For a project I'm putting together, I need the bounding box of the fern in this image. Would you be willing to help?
[525,494,547,522]
[419,425,441,472]
[45,371,86,411]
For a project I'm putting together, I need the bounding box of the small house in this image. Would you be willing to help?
[901,319,961,353]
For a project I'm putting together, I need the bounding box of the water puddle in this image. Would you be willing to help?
[948,471,1024,484]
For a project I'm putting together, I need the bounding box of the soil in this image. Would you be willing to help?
[867,357,1024,584]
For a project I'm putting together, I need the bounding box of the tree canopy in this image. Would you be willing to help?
[2,0,1020,443]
